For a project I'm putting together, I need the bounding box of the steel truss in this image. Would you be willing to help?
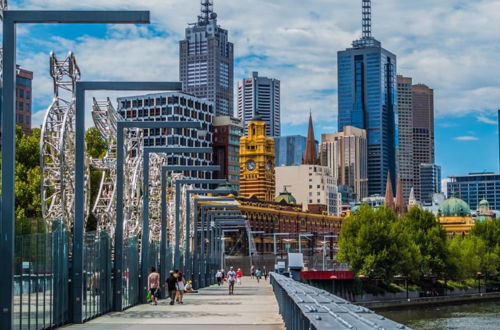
[40,52,90,230]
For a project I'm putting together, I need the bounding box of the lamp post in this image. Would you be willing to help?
[249,231,265,267]
[477,272,482,293]
[322,235,337,271]
[1,11,150,326]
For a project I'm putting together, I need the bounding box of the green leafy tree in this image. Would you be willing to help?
[338,205,420,281]
[402,207,451,279]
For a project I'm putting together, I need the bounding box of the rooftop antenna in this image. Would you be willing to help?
[200,0,213,24]
[362,0,372,39]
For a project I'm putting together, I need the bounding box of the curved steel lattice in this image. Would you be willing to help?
[90,97,145,238]
[40,52,90,230]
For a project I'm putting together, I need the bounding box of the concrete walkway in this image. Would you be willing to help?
[64,277,284,330]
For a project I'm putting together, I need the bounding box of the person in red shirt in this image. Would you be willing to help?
[236,268,243,285]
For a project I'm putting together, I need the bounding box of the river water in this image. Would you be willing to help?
[380,300,500,329]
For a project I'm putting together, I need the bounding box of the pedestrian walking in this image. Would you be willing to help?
[263,266,268,281]
[250,265,255,279]
[166,270,177,305]
[227,267,236,295]
[175,272,186,304]
[216,269,223,286]
[236,268,243,285]
[256,268,262,283]
[147,267,160,305]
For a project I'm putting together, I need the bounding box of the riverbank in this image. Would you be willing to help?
[357,291,500,311]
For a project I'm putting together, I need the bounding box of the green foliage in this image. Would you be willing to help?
[15,127,42,221]
[338,204,500,284]
[86,126,107,159]
[338,205,421,281]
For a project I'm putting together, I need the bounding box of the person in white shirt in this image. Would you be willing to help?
[227,267,236,295]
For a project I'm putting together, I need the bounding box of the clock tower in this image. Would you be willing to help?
[239,113,276,201]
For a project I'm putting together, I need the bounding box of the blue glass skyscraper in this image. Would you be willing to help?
[337,0,398,196]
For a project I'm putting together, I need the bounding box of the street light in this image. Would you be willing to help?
[477,272,482,293]
[249,230,265,267]
[298,233,313,254]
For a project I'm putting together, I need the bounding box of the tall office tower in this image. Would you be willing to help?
[498,109,500,171]
[337,0,398,196]
[321,126,368,201]
[117,92,214,178]
[213,116,243,189]
[397,75,414,203]
[420,164,441,205]
[412,83,435,200]
[179,0,234,116]
[274,135,307,166]
[16,66,33,135]
[237,72,281,137]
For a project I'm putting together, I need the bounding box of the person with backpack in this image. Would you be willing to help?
[166,270,177,305]
[227,267,236,295]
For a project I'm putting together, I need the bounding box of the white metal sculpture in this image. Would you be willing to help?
[40,52,90,229]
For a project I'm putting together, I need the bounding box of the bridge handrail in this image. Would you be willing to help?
[270,272,411,330]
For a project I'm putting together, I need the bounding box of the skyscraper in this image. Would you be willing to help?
[179,0,234,116]
[337,0,398,196]
[321,126,368,201]
[412,83,435,200]
[237,72,280,137]
[397,75,414,203]
[274,135,307,166]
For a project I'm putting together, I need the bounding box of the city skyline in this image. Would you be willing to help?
[11,0,500,177]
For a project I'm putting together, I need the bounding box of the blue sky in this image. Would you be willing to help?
[9,0,500,178]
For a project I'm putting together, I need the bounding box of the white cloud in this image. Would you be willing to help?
[454,136,479,141]
[14,0,500,129]
[477,115,498,125]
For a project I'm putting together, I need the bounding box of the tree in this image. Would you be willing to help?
[338,205,420,281]
[86,126,107,159]
[402,207,451,279]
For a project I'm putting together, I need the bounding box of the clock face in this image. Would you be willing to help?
[266,160,273,171]
[247,160,256,171]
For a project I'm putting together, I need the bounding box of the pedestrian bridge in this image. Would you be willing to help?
[64,277,284,330]
[62,274,410,330]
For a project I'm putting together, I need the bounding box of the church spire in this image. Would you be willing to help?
[384,172,395,210]
[395,176,406,215]
[302,111,319,165]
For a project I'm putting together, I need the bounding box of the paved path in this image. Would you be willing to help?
[63,277,284,330]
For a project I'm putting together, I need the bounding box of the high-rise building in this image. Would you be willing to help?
[213,116,243,189]
[397,75,436,203]
[117,92,214,178]
[337,0,398,196]
[447,173,500,211]
[412,83,435,200]
[274,135,307,166]
[239,114,275,201]
[321,126,368,201]
[397,75,414,203]
[498,109,500,171]
[237,72,280,137]
[16,66,33,134]
[420,164,441,205]
[179,0,233,116]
